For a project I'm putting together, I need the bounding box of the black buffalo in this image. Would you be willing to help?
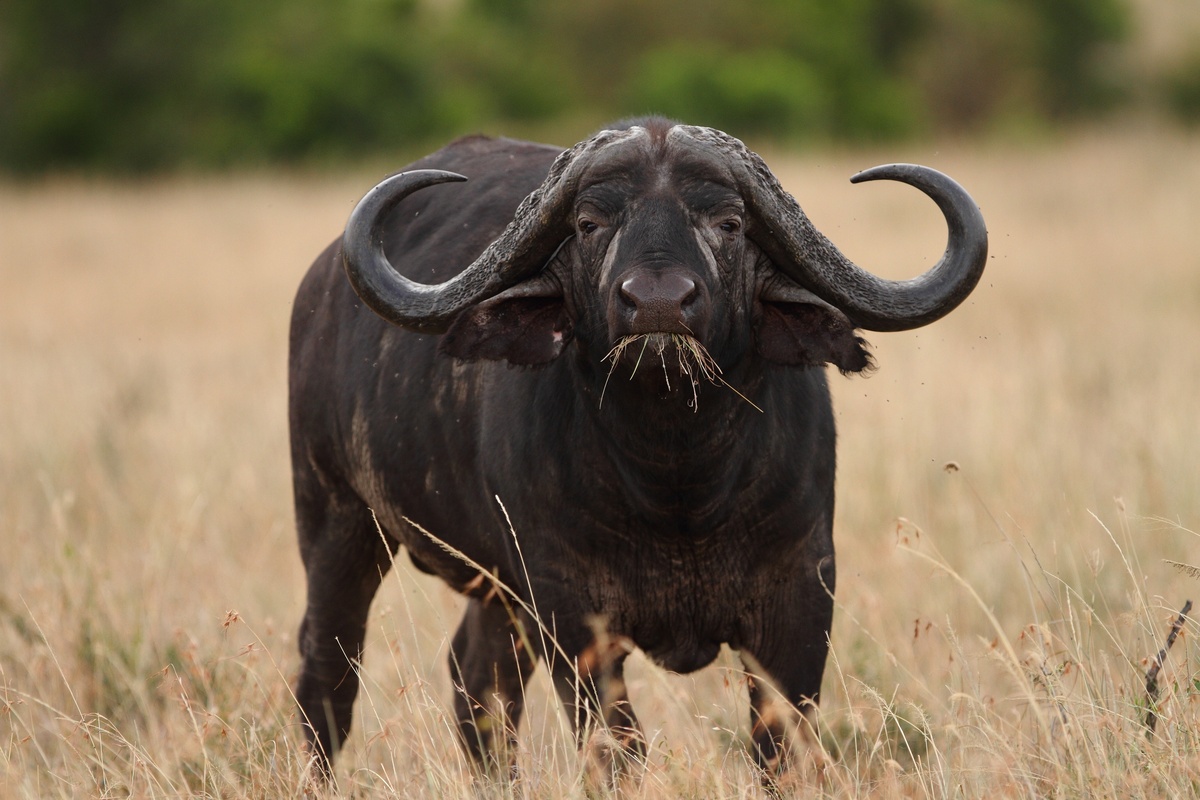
[288,118,987,778]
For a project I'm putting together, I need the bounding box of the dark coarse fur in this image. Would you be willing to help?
[289,119,877,777]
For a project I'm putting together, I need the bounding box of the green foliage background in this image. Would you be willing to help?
[0,0,1139,173]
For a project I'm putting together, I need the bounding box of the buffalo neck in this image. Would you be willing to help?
[562,355,778,533]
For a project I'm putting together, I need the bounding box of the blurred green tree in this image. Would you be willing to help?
[0,0,1135,173]
[0,0,233,171]
[1163,42,1200,126]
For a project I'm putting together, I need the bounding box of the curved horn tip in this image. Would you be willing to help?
[849,162,942,186]
[842,163,988,331]
[374,169,468,192]
[846,161,986,242]
[347,169,469,243]
[847,165,986,224]
[348,170,469,237]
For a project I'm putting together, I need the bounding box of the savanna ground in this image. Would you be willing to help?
[2,124,1200,798]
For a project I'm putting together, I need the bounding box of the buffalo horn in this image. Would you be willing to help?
[675,126,989,333]
[342,128,645,333]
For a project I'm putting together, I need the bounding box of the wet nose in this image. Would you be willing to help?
[619,272,698,332]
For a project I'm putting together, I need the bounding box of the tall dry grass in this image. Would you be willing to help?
[2,126,1200,797]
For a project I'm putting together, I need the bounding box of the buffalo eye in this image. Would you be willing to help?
[578,218,599,236]
[717,218,742,235]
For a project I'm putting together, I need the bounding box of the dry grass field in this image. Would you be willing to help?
[2,125,1200,797]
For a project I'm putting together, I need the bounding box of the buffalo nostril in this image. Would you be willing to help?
[618,279,637,307]
[679,280,698,307]
[620,273,697,310]
[619,276,640,306]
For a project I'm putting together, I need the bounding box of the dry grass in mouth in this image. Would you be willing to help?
[600,333,762,413]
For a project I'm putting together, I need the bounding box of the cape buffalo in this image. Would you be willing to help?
[288,117,987,779]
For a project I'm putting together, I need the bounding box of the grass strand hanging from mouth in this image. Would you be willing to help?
[599,333,762,413]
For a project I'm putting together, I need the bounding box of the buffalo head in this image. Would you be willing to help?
[341,121,986,405]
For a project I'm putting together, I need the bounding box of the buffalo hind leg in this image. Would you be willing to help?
[294,495,396,777]
[449,598,536,776]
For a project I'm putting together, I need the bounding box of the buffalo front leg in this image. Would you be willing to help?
[547,623,645,785]
[745,554,835,780]
[448,597,536,775]
[294,500,396,776]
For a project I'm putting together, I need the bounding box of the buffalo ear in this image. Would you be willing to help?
[439,274,571,365]
[757,279,874,374]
